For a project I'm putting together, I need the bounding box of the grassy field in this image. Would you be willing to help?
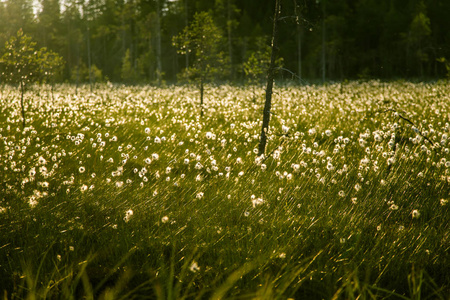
[0,81,449,299]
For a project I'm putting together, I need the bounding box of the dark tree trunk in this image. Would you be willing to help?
[184,0,189,70]
[156,0,162,86]
[321,0,326,83]
[297,23,302,82]
[87,26,92,92]
[227,0,234,80]
[258,0,281,156]
[294,0,302,83]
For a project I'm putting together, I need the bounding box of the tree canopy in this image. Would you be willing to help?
[0,0,449,84]
[0,29,64,127]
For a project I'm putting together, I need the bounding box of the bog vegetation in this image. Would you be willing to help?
[0,81,449,299]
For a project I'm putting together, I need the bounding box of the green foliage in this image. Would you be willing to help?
[409,12,431,43]
[0,29,40,86]
[243,47,270,86]
[0,29,65,127]
[0,29,65,86]
[408,11,431,64]
[437,57,450,78]
[243,38,283,87]
[39,47,65,84]
[173,11,227,83]
[70,63,103,84]
[121,48,136,84]
[89,64,104,83]
[2,0,450,81]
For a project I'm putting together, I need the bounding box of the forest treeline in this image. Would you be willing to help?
[0,0,449,85]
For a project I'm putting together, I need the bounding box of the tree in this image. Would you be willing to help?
[173,11,226,116]
[437,57,450,79]
[243,37,283,100]
[60,0,83,89]
[258,0,281,156]
[0,0,35,46]
[121,48,136,83]
[0,29,64,127]
[38,0,62,50]
[243,45,270,86]
[294,0,303,82]
[155,0,163,85]
[407,1,431,77]
[320,0,326,83]
[214,0,240,80]
[1,29,40,128]
[39,47,65,100]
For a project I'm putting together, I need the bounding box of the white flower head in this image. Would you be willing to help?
[38,156,47,165]
[124,209,134,222]
[189,261,200,272]
[29,196,38,208]
[80,184,88,192]
[411,209,421,219]
[252,197,264,208]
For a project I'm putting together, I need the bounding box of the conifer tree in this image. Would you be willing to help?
[1,29,64,127]
[173,11,226,116]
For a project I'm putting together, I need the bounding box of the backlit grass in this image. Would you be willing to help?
[0,81,449,299]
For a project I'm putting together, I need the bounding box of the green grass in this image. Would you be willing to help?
[0,81,449,299]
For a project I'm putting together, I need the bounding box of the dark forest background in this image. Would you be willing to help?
[1,0,449,84]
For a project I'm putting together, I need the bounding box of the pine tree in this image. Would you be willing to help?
[173,11,226,116]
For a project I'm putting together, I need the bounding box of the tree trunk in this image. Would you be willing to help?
[258,0,281,156]
[297,22,302,83]
[20,81,25,128]
[87,25,92,92]
[156,0,162,85]
[227,0,234,79]
[184,0,189,70]
[321,0,326,83]
[294,0,302,83]
[200,77,204,117]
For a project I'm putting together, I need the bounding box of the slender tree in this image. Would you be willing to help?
[155,0,162,85]
[38,0,62,49]
[321,0,326,83]
[39,46,65,100]
[243,37,283,100]
[215,0,239,80]
[258,0,281,156]
[0,29,64,127]
[295,1,302,82]
[173,11,226,116]
[407,1,431,77]
[184,0,189,71]
[0,29,39,128]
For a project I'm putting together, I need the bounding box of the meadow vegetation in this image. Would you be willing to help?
[0,81,449,299]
